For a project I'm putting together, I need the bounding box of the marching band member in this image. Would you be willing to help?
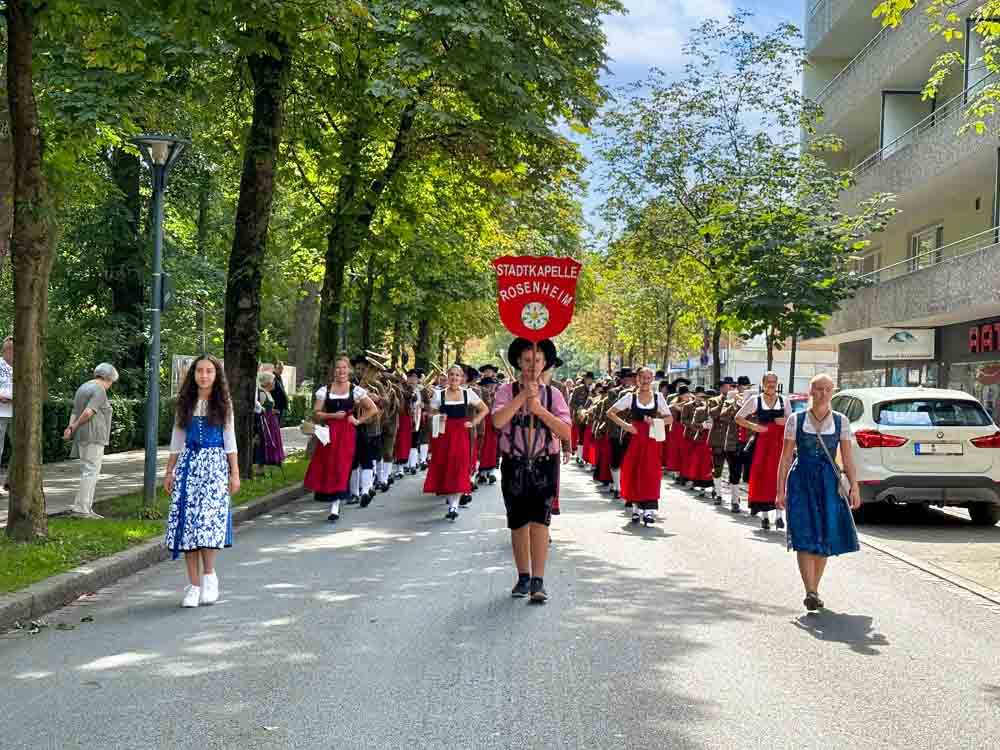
[424,364,488,521]
[476,366,501,485]
[736,371,791,531]
[607,367,672,526]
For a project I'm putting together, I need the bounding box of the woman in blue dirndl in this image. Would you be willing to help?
[777,374,861,613]
[164,354,240,609]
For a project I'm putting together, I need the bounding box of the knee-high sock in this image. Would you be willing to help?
[407,448,418,469]
[611,468,621,492]
[329,499,341,517]
[775,508,785,522]
[713,478,722,497]
[419,444,429,462]
[730,484,740,505]
[379,462,391,484]
[350,468,361,497]
[447,493,460,511]
[361,468,374,495]
[575,445,583,460]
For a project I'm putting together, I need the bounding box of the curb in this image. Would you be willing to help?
[0,483,309,632]
[857,532,1000,607]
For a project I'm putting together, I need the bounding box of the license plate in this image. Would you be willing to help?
[914,442,964,455]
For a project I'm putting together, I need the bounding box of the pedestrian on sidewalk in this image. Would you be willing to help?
[0,335,12,495]
[64,363,119,518]
[271,361,289,419]
[254,371,285,469]
[164,354,240,608]
[492,338,571,603]
[776,374,861,612]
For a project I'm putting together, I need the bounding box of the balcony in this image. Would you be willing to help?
[808,0,886,56]
[840,75,998,208]
[823,227,1000,339]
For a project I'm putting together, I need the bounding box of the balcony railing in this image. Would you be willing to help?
[814,24,892,105]
[807,0,835,48]
[851,73,996,181]
[857,225,1000,285]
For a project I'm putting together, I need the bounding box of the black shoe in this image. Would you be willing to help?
[459,494,472,507]
[477,474,488,485]
[713,496,723,506]
[612,489,620,500]
[381,482,391,494]
[761,517,770,531]
[631,512,641,524]
[750,507,759,517]
[446,508,458,521]
[488,474,497,485]
[327,513,339,523]
[730,502,741,514]
[360,491,374,508]
[348,495,360,505]
[643,513,654,526]
[529,578,547,603]
[470,482,479,493]
[420,462,428,471]
[776,517,785,530]
[804,592,820,612]
[512,575,531,598]
[387,476,395,487]
[576,458,584,467]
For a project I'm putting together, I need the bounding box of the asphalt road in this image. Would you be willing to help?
[3,464,1000,749]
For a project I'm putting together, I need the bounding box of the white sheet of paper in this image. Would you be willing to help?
[651,418,666,442]
[314,424,331,446]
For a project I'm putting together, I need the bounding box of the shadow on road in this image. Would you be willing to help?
[793,610,890,656]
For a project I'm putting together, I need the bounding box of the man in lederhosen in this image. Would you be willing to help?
[569,371,594,464]
[493,338,571,603]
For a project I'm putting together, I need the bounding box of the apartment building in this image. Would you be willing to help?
[805,0,1000,417]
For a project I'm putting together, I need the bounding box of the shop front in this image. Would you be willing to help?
[838,318,1000,420]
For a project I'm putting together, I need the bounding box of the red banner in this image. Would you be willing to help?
[492,255,582,342]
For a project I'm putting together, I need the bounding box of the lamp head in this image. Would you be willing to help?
[129,133,190,171]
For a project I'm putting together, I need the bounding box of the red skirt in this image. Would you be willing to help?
[424,418,473,495]
[394,413,413,461]
[595,433,612,482]
[660,431,670,467]
[304,418,357,495]
[582,425,596,465]
[665,421,686,472]
[479,418,499,470]
[689,436,714,482]
[748,421,784,505]
[621,421,662,503]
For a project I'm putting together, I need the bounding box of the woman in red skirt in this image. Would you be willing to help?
[665,384,692,481]
[476,371,501,485]
[424,364,488,521]
[607,367,673,526]
[304,356,378,523]
[735,372,791,531]
[688,389,717,494]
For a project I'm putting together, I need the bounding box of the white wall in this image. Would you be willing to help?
[882,92,933,155]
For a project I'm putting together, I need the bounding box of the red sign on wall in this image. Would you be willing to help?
[969,321,1000,354]
[492,255,582,342]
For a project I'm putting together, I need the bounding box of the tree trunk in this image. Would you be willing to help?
[289,278,320,379]
[223,33,291,479]
[105,147,145,394]
[414,318,431,371]
[711,319,723,387]
[196,175,211,354]
[0,45,12,273]
[6,0,54,541]
[359,254,376,351]
[765,327,775,372]
[391,313,402,370]
[663,318,675,374]
[606,349,612,374]
[789,330,798,394]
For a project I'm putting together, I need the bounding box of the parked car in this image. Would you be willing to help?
[788,393,809,413]
[831,387,1000,525]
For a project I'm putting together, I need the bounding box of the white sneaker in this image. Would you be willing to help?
[86,511,104,520]
[181,585,201,608]
[200,573,219,605]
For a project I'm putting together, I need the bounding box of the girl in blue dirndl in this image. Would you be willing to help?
[777,374,861,613]
[164,354,240,609]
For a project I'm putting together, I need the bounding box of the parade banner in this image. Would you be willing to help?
[492,255,582,342]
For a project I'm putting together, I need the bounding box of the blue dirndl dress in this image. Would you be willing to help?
[165,416,234,560]
[786,413,859,557]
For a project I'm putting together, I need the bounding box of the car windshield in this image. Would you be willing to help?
[790,399,808,413]
[875,399,993,427]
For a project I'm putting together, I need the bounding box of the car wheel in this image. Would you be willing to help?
[968,503,1000,527]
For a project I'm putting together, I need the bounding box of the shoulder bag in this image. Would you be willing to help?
[808,412,852,504]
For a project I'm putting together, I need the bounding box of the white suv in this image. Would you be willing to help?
[831,387,1000,526]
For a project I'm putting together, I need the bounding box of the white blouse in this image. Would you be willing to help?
[170,400,238,455]
[431,387,483,410]
[735,394,792,421]
[783,411,851,442]
[315,384,369,402]
[612,392,669,415]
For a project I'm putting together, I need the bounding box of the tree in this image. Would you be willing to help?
[5,0,55,540]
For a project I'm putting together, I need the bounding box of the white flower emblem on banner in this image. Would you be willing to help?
[521,302,550,331]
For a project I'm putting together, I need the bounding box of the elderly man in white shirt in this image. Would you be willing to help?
[0,335,12,494]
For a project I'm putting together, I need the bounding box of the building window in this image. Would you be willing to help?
[908,225,943,272]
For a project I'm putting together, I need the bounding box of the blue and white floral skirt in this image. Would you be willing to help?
[165,446,233,559]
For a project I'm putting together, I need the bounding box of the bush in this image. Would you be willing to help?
[282,393,312,427]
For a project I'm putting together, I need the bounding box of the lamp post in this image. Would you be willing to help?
[130,134,190,506]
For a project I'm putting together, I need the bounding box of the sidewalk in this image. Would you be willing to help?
[0,427,308,526]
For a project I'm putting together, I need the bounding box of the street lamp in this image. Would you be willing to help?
[130,133,190,506]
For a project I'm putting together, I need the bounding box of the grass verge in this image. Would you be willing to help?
[0,452,308,595]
